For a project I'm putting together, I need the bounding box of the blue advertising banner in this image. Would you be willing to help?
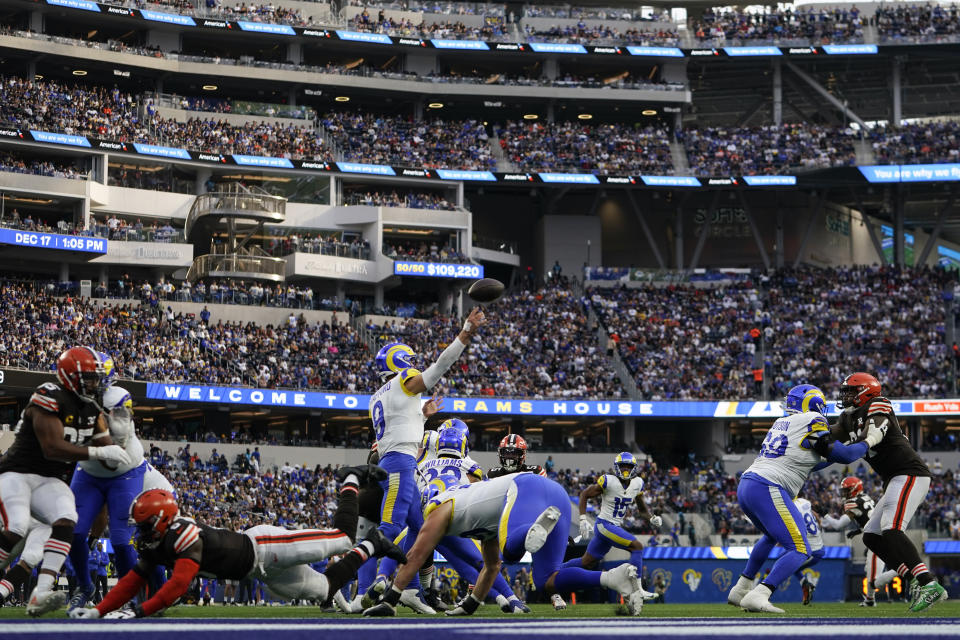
[0,228,107,253]
[393,262,484,279]
[143,383,960,417]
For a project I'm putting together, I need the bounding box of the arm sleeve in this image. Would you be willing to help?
[813,437,869,464]
[821,514,852,530]
[420,338,467,390]
[137,557,200,617]
[95,568,148,616]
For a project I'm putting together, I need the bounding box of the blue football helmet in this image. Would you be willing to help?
[420,473,460,509]
[784,384,827,416]
[374,342,416,380]
[437,421,469,459]
[614,452,637,479]
[97,350,118,387]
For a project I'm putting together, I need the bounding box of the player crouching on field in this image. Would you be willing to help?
[69,465,406,619]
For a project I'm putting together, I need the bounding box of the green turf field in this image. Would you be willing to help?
[1,601,958,619]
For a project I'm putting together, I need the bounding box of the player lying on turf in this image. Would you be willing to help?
[729,384,880,613]
[364,472,644,617]
[69,465,406,619]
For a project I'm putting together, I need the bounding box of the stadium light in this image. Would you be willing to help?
[578,113,593,120]
[428,102,444,109]
[642,109,658,116]
[34,74,43,80]
[335,96,350,102]
[202,85,218,91]
[72,70,87,76]
[523,114,538,120]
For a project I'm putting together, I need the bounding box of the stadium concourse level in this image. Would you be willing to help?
[588,265,956,401]
[0,151,89,180]
[348,9,510,40]
[6,76,960,175]
[343,189,458,210]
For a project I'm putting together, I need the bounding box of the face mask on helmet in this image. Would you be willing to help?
[616,463,636,479]
[499,447,524,471]
[838,385,859,409]
[133,517,164,550]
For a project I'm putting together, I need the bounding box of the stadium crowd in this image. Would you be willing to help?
[344,189,458,210]
[589,265,955,401]
[692,6,864,43]
[371,281,626,398]
[876,3,960,41]
[522,23,679,45]
[0,152,89,180]
[496,121,674,175]
[677,124,860,176]
[348,10,509,40]
[869,121,960,164]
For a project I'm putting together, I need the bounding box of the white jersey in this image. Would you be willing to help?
[418,455,483,491]
[78,421,144,478]
[369,368,425,458]
[793,498,823,552]
[425,473,522,541]
[143,462,175,495]
[596,475,644,526]
[745,411,829,498]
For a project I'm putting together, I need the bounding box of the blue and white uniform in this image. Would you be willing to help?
[734,384,870,603]
[587,474,644,557]
[69,384,172,607]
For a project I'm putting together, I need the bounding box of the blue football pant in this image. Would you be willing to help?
[737,476,811,590]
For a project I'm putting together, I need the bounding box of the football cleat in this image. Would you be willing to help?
[801,578,815,606]
[910,582,948,612]
[336,464,388,486]
[67,584,95,612]
[727,576,753,607]
[627,591,644,616]
[364,529,408,564]
[908,581,921,609]
[551,594,567,610]
[399,589,436,614]
[859,597,876,607]
[740,587,784,614]
[363,602,397,617]
[332,591,352,613]
[601,563,640,595]
[425,588,450,612]
[639,587,659,601]
[347,594,365,614]
[525,506,561,553]
[27,589,67,618]
[509,597,531,613]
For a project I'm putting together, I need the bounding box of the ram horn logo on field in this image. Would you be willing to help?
[682,569,701,592]
[651,568,672,591]
[711,568,732,592]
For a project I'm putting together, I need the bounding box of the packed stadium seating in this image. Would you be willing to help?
[589,265,956,400]
[691,6,865,44]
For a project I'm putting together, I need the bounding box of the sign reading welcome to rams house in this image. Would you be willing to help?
[145,383,960,418]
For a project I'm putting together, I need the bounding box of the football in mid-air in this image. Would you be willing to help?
[467,278,504,303]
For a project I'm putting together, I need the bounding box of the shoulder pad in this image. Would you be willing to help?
[29,383,67,414]
[398,368,422,396]
[597,475,607,489]
[807,416,830,432]
[866,397,894,417]
[171,520,201,555]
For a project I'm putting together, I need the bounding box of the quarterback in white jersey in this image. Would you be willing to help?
[572,452,660,576]
[367,307,485,617]
[364,472,645,617]
[730,384,880,613]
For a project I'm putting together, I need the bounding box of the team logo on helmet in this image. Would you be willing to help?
[375,342,416,379]
[784,384,827,416]
[614,452,637,479]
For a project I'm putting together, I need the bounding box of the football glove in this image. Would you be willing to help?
[578,515,592,540]
[649,515,662,528]
[89,445,132,467]
[863,418,887,448]
[446,594,482,616]
[69,607,101,620]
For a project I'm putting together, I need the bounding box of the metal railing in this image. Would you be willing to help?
[186,253,287,282]
[186,185,287,238]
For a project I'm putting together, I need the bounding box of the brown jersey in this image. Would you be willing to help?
[833,396,930,484]
[138,518,256,580]
[844,494,876,530]
[0,382,102,482]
